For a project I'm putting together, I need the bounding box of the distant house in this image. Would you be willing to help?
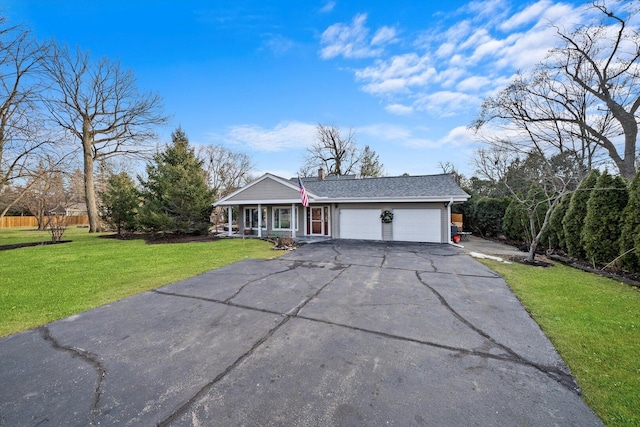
[213,170,469,243]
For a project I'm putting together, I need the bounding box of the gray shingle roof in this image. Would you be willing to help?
[295,174,469,199]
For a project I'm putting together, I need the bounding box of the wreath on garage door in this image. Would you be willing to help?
[380,210,394,223]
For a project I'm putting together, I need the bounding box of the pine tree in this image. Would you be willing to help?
[99,172,139,237]
[619,172,640,272]
[138,127,215,234]
[359,145,384,177]
[563,170,600,259]
[582,171,629,266]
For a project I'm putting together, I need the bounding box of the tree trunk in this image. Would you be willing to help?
[82,128,101,233]
[526,214,538,263]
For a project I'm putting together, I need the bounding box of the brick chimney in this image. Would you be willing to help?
[318,168,325,181]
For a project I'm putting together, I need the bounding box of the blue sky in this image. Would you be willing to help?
[4,0,591,178]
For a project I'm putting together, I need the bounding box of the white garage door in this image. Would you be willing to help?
[340,209,381,240]
[393,209,442,243]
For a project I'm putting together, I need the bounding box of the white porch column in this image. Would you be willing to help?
[291,203,296,238]
[257,204,262,238]
[228,206,233,237]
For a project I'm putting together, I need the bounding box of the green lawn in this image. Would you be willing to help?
[0,227,280,337]
[481,259,640,427]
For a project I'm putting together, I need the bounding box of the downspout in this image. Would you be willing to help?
[447,198,452,243]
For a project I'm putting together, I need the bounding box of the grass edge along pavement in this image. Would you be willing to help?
[0,227,281,338]
[479,259,640,427]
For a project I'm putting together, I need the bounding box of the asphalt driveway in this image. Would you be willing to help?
[0,241,602,426]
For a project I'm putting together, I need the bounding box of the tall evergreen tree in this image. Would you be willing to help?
[359,145,384,177]
[563,170,600,259]
[582,171,629,266]
[619,172,640,272]
[547,194,570,252]
[138,127,214,234]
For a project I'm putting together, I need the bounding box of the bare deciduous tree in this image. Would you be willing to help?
[198,144,254,198]
[473,2,640,179]
[43,43,168,232]
[18,158,68,230]
[0,18,59,219]
[300,124,362,176]
[475,145,580,262]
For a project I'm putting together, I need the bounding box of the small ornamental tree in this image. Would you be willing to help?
[138,127,214,235]
[99,172,140,237]
[563,170,600,259]
[619,172,640,272]
[582,171,629,266]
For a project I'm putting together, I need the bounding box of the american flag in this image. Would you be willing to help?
[297,176,309,207]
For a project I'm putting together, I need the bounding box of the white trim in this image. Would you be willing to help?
[309,206,326,236]
[216,197,467,206]
[272,206,298,231]
[227,206,232,237]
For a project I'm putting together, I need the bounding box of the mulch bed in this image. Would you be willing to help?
[0,240,72,251]
[485,237,640,288]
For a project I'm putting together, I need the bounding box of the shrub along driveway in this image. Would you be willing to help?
[0,241,602,426]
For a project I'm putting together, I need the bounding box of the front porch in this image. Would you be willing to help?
[220,204,332,240]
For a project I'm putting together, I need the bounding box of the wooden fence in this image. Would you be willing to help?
[0,215,89,228]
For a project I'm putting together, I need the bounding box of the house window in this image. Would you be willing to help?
[273,207,297,230]
[244,207,266,229]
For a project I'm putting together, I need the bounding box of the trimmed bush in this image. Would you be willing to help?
[547,194,570,252]
[502,197,528,242]
[473,197,508,237]
[563,170,600,259]
[619,171,640,272]
[582,171,628,266]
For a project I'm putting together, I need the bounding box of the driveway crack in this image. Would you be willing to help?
[38,326,107,422]
[223,261,299,303]
[414,271,581,393]
[155,267,348,425]
[156,315,292,427]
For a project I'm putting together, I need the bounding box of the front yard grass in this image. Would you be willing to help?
[0,227,280,337]
[481,259,640,427]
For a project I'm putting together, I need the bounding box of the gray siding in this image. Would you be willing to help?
[228,179,299,202]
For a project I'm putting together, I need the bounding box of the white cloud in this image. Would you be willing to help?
[500,0,551,31]
[261,34,295,56]
[319,14,398,59]
[355,53,436,94]
[319,1,336,14]
[456,75,491,92]
[414,91,482,117]
[385,103,414,115]
[215,121,316,152]
[371,26,399,46]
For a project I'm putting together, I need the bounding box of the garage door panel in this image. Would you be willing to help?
[340,209,381,240]
[393,209,441,243]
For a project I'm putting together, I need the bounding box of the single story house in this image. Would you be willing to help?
[213,171,469,244]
